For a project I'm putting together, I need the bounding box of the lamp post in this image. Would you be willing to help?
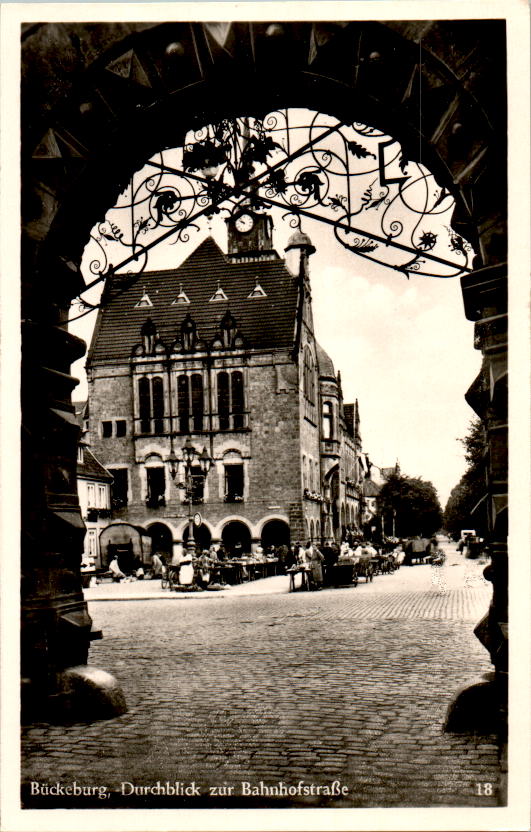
[169,438,212,557]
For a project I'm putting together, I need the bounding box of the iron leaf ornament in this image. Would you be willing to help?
[73,108,475,322]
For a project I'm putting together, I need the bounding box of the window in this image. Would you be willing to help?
[191,374,204,432]
[322,402,333,439]
[138,377,151,433]
[146,467,166,508]
[303,346,315,404]
[108,468,128,508]
[138,376,165,434]
[87,530,97,557]
[178,375,189,433]
[152,377,164,433]
[225,464,244,502]
[102,421,113,438]
[177,374,204,433]
[231,371,244,429]
[116,420,126,437]
[77,446,84,463]
[218,372,230,430]
[218,371,245,430]
[87,483,95,507]
[97,485,107,508]
[190,465,205,503]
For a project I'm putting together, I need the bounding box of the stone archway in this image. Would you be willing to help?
[20,19,508,725]
[261,519,291,550]
[148,522,173,559]
[221,520,252,556]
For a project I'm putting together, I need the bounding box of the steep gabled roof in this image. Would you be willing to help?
[77,447,113,482]
[87,237,299,365]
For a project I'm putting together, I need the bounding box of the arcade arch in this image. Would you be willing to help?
[221,520,252,556]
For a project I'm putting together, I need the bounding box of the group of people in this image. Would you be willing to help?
[108,556,145,582]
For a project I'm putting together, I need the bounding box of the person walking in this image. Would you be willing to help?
[307,542,325,591]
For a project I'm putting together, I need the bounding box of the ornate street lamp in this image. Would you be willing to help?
[168,439,212,557]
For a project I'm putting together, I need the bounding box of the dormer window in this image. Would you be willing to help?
[134,288,153,308]
[247,278,267,298]
[209,280,228,302]
[181,313,197,352]
[141,317,157,354]
[220,311,238,348]
[172,284,190,305]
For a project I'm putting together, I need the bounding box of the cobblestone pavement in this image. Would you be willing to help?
[21,546,503,809]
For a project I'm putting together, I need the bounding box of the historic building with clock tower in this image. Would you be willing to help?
[85,207,365,565]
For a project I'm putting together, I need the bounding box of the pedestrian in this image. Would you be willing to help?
[307,542,325,590]
[109,556,125,583]
[151,552,163,578]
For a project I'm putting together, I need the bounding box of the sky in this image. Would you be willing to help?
[70,111,482,508]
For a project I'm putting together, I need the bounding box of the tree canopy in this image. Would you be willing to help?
[377,473,443,538]
[443,418,486,539]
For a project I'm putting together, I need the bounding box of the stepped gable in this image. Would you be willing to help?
[88,237,299,364]
[77,447,113,482]
[315,341,336,379]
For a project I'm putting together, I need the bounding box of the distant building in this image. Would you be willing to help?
[85,209,367,563]
[76,438,113,569]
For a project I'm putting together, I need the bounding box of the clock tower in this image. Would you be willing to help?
[226,209,277,261]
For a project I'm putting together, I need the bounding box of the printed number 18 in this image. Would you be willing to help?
[476,783,493,796]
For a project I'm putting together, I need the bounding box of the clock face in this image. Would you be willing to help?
[235,212,254,233]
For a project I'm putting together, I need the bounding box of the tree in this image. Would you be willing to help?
[443,419,486,539]
[377,473,443,538]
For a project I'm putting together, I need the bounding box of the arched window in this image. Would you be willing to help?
[191,374,204,432]
[303,345,315,404]
[139,377,151,433]
[177,375,189,434]
[152,376,164,433]
[231,371,244,429]
[218,372,230,431]
[322,401,333,439]
[138,376,165,434]
[218,371,245,430]
[302,455,306,489]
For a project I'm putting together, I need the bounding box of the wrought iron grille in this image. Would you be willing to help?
[75,109,474,320]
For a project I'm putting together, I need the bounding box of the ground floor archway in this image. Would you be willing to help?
[222,520,252,556]
[148,522,173,560]
[261,519,290,551]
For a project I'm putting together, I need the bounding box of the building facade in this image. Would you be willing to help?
[86,211,365,563]
[76,440,112,570]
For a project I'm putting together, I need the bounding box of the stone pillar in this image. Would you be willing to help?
[21,254,126,723]
[445,263,507,735]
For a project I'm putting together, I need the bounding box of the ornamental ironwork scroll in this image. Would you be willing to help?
[76,109,474,320]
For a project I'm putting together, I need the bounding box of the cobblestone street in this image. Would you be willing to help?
[21,546,503,809]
